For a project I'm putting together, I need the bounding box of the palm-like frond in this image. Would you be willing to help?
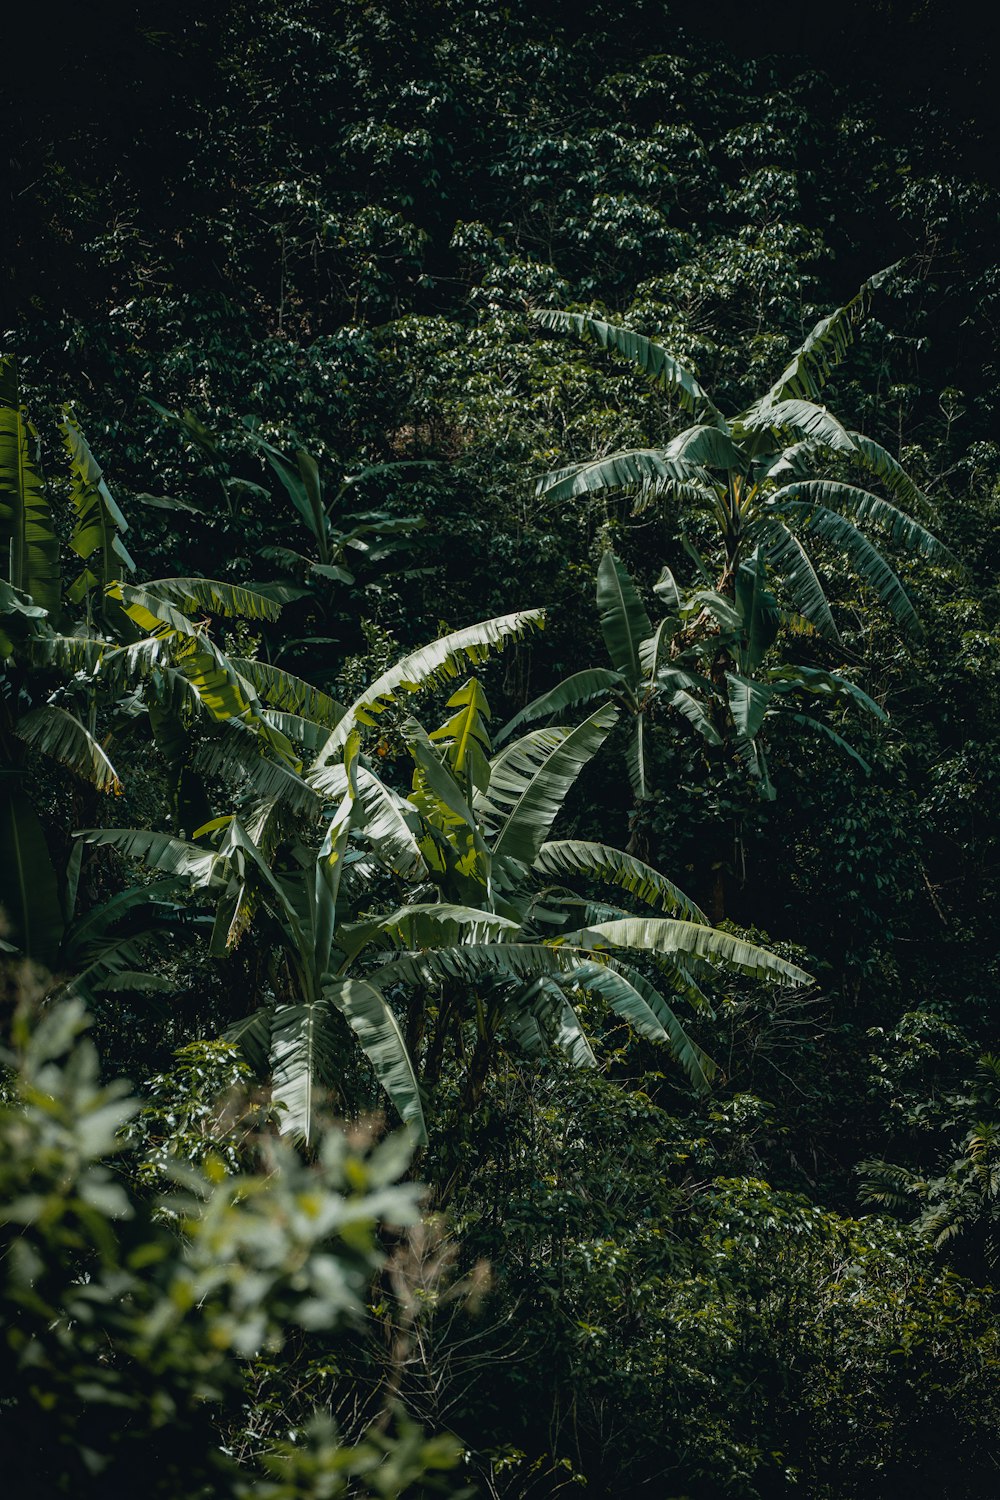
[343,903,519,960]
[563,916,812,985]
[726,674,773,741]
[569,958,714,1091]
[495,668,628,745]
[769,480,951,563]
[16,706,122,793]
[195,725,323,818]
[738,399,856,453]
[757,518,840,642]
[352,765,427,880]
[764,265,898,404]
[654,670,723,745]
[78,826,224,886]
[777,501,922,634]
[536,449,707,505]
[533,309,720,419]
[846,432,936,520]
[325,978,425,1141]
[314,609,544,764]
[492,705,619,863]
[269,998,343,1143]
[533,840,705,921]
[142,577,283,620]
[229,657,346,727]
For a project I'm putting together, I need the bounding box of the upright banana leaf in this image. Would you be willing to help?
[597,551,652,689]
[0,358,60,614]
[61,412,135,604]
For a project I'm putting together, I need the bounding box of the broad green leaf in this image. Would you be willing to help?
[569,959,714,1092]
[0,358,60,614]
[562,916,812,985]
[230,657,345,727]
[78,826,224,886]
[775,502,922,634]
[534,309,721,419]
[597,551,652,688]
[536,449,709,506]
[533,840,705,921]
[16,706,122,794]
[495,668,628,745]
[492,704,619,863]
[726,673,774,741]
[764,265,899,404]
[757,518,840,643]
[325,979,426,1141]
[314,609,543,764]
[142,577,284,620]
[768,480,952,563]
[62,412,135,603]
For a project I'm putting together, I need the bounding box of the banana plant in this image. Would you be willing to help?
[82,668,811,1143]
[499,548,887,805]
[535,268,954,640]
[248,430,426,590]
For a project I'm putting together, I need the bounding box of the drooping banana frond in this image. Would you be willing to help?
[757,518,840,642]
[568,958,714,1091]
[109,583,299,766]
[29,632,110,674]
[341,903,520,961]
[533,840,706,921]
[495,668,628,746]
[372,942,582,993]
[766,663,887,721]
[61,412,135,603]
[229,657,346,727]
[597,551,652,689]
[141,577,284,620]
[325,978,425,1141]
[533,309,722,420]
[77,826,224,886]
[663,424,743,470]
[492,704,619,863]
[0,358,60,614]
[654,669,723,746]
[845,433,936,520]
[763,265,898,405]
[350,764,427,880]
[776,501,922,634]
[16,705,122,793]
[783,711,872,773]
[726,674,774,742]
[261,710,332,752]
[269,998,343,1142]
[562,916,812,985]
[769,481,951,563]
[738,399,856,454]
[313,608,544,764]
[536,449,708,506]
[194,723,323,818]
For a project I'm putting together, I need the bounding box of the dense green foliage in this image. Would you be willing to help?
[4,1,1000,1494]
